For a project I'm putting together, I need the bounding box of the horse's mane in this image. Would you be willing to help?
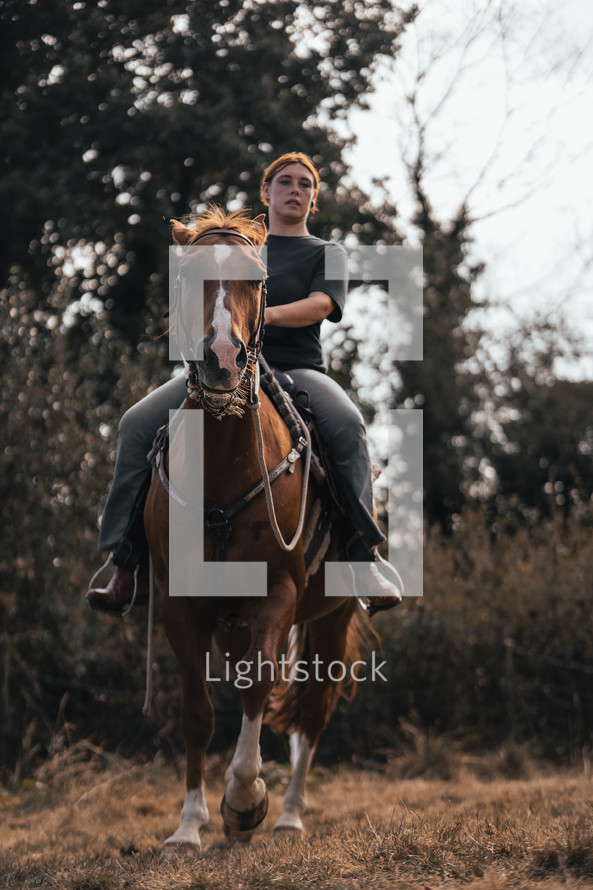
[180,205,267,247]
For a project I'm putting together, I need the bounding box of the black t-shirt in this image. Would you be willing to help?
[262,234,348,373]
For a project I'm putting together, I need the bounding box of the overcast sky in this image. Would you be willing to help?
[343,0,593,378]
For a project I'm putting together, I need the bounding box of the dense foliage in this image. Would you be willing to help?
[1,0,410,341]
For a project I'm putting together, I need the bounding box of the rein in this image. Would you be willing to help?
[249,398,311,552]
[161,225,312,554]
[143,221,311,712]
[150,404,309,559]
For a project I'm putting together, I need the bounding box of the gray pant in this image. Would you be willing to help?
[98,369,384,554]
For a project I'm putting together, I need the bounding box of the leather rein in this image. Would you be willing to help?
[155,226,312,560]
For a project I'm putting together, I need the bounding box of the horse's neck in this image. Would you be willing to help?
[181,402,262,504]
[203,408,257,458]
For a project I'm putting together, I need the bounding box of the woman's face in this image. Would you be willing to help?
[263,163,317,222]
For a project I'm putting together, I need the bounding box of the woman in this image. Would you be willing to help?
[87,152,402,614]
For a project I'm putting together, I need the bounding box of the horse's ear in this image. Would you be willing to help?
[250,214,267,244]
[170,219,195,245]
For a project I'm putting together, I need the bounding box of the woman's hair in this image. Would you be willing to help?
[259,152,320,212]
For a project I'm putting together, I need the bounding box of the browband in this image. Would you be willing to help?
[188,228,260,248]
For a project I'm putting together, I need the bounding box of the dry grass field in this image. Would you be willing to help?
[2,743,593,890]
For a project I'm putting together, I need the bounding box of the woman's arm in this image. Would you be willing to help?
[265,291,335,328]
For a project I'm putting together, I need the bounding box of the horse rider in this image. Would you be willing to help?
[86,151,403,615]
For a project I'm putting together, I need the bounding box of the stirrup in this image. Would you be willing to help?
[87,552,114,590]
[86,556,143,617]
[351,551,404,617]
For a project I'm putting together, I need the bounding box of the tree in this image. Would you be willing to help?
[1,0,415,345]
[0,0,417,773]
[396,172,487,528]
[335,0,593,527]
[486,319,593,521]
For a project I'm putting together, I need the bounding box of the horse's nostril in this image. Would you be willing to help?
[237,343,248,370]
[199,342,220,372]
[195,342,241,391]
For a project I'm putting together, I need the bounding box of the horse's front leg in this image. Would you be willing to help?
[221,576,296,843]
[221,711,269,842]
[162,604,214,857]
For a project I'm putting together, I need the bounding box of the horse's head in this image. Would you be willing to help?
[171,208,267,416]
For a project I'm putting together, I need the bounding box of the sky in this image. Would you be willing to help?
[342,0,593,378]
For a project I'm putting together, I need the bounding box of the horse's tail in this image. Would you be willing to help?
[341,606,382,701]
[265,605,380,736]
[265,624,308,736]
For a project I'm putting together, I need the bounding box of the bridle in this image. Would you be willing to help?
[167,226,312,555]
[180,228,267,417]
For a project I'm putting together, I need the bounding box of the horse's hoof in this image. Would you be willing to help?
[274,817,304,840]
[220,791,269,839]
[223,822,255,844]
[161,840,202,858]
[273,825,303,838]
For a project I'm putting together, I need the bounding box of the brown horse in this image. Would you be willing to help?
[144,207,369,856]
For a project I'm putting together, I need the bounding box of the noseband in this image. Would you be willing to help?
[182,228,267,417]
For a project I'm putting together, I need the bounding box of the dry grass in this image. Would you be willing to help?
[2,744,593,889]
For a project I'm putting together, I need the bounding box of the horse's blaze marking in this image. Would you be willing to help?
[210,276,241,373]
[214,243,232,266]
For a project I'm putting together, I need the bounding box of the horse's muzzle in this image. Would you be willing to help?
[196,338,248,392]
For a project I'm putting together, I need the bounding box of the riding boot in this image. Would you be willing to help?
[86,483,150,615]
[86,565,145,614]
[345,534,403,616]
